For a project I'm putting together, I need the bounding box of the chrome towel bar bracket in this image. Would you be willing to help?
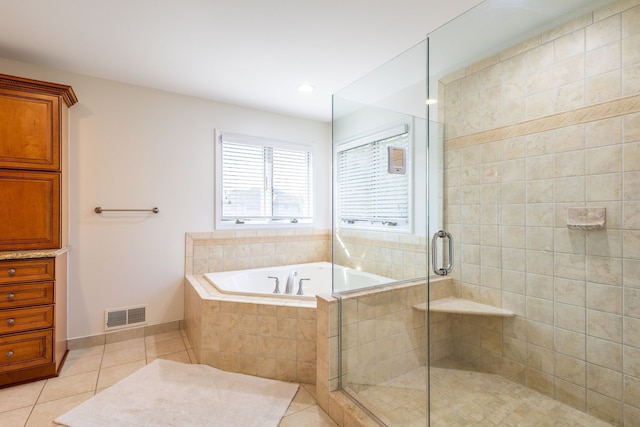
[94,207,159,214]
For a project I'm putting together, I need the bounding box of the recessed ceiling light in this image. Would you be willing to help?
[425,98,438,105]
[297,84,315,93]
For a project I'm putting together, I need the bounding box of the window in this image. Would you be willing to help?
[336,124,411,231]
[216,132,313,227]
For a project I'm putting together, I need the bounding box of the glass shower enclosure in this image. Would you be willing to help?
[331,0,634,425]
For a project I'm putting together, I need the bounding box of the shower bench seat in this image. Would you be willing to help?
[413,297,515,317]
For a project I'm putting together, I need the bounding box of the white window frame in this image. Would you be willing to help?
[334,123,413,233]
[215,130,314,229]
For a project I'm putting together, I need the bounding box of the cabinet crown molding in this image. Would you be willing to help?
[0,73,78,107]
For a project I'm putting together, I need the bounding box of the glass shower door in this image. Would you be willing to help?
[332,39,432,426]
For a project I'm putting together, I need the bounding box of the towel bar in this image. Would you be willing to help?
[94,207,159,214]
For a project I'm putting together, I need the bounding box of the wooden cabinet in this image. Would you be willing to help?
[0,257,65,386]
[0,74,76,252]
[0,74,76,387]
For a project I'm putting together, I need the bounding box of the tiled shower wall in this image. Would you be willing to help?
[441,1,640,425]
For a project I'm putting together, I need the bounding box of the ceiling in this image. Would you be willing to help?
[0,0,483,122]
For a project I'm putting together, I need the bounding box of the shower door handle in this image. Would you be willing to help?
[431,230,453,276]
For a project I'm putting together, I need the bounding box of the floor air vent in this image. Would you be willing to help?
[105,305,147,331]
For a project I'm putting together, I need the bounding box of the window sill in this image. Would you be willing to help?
[216,221,315,231]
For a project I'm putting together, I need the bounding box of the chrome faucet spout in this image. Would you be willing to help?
[285,271,298,294]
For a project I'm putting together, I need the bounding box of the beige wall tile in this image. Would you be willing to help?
[556,353,587,386]
[555,278,586,306]
[587,117,623,148]
[624,373,640,408]
[527,297,554,325]
[586,69,623,102]
[587,173,622,201]
[587,309,623,342]
[587,336,623,371]
[623,62,640,94]
[554,150,585,178]
[555,253,587,281]
[587,363,623,399]
[527,344,555,374]
[527,320,554,349]
[587,390,623,425]
[625,170,640,199]
[556,328,586,359]
[623,230,640,259]
[556,378,587,411]
[586,41,622,78]
[587,145,622,174]
[527,367,555,397]
[587,14,622,51]
[587,256,623,286]
[626,404,640,426]
[556,176,586,202]
[556,303,586,333]
[527,204,555,227]
[625,316,640,348]
[625,288,640,318]
[586,282,623,314]
[624,345,640,377]
[586,230,623,257]
[527,273,554,300]
[625,143,640,174]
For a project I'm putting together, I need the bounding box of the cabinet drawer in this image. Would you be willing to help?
[0,258,55,284]
[0,282,54,309]
[0,306,53,334]
[0,329,52,371]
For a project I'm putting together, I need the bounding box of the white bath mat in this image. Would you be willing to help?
[54,359,298,427]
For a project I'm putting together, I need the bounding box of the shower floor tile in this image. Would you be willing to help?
[345,360,613,426]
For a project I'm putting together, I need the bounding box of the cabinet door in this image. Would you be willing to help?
[0,171,60,250]
[0,89,60,171]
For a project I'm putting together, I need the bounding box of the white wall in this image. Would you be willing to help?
[0,57,331,339]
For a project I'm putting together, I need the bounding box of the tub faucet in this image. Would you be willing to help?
[268,276,280,294]
[297,278,310,296]
[285,271,298,294]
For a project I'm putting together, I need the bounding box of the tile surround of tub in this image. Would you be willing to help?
[184,274,318,384]
[184,229,331,385]
[440,1,640,425]
[185,229,332,276]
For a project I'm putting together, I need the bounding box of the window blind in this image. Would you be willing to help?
[220,137,313,223]
[336,129,409,228]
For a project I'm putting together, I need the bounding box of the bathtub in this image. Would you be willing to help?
[203,261,393,300]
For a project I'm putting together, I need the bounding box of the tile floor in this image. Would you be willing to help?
[0,330,337,427]
[347,358,613,427]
